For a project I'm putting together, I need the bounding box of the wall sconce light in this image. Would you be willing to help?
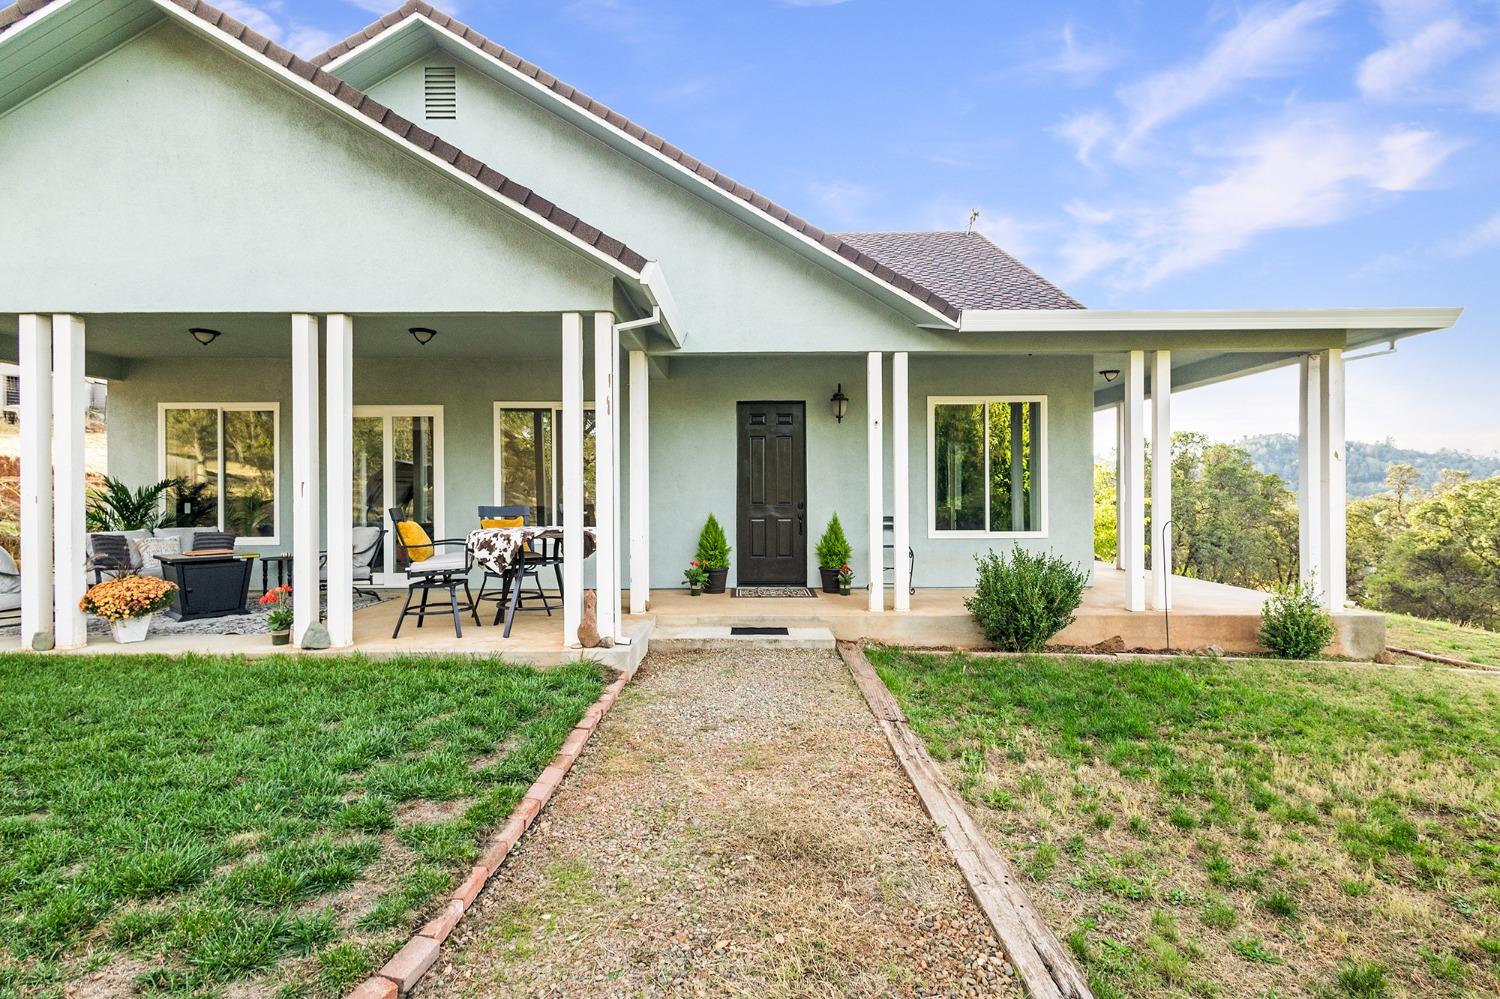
[409,326,437,346]
[1099,369,1121,383]
[830,383,849,423]
[189,327,221,347]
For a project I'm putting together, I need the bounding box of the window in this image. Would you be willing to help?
[160,404,279,542]
[493,403,595,526]
[928,397,1045,537]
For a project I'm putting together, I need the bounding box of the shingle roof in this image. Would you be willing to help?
[833,232,1084,311]
[0,0,649,274]
[312,1,966,323]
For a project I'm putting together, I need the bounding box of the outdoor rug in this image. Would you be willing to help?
[731,586,818,598]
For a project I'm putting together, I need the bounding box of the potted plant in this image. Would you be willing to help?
[259,584,294,645]
[837,563,854,596]
[815,513,853,593]
[78,575,178,644]
[695,514,731,594]
[683,561,708,596]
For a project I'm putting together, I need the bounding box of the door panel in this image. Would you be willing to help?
[737,401,806,585]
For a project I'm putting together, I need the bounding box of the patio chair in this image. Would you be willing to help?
[320,526,385,600]
[474,505,552,624]
[89,534,134,583]
[0,547,19,626]
[387,507,479,639]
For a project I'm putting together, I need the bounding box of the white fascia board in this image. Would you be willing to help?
[148,0,644,286]
[331,14,959,331]
[961,307,1463,334]
[0,0,79,45]
[638,260,684,347]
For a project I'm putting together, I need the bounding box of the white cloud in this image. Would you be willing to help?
[1042,24,1120,83]
[1114,0,1337,152]
[1445,209,1500,255]
[1052,110,1113,166]
[217,0,344,57]
[1469,58,1500,113]
[1358,17,1481,100]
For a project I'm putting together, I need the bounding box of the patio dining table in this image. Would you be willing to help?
[466,526,596,638]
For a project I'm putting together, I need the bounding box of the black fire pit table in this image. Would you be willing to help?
[157,551,254,622]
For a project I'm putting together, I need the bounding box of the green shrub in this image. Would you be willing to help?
[815,513,853,570]
[964,545,1087,652]
[695,514,731,570]
[1258,581,1336,659]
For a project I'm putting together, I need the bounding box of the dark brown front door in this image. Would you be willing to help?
[736,401,807,585]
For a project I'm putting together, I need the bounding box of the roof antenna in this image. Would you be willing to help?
[966,208,980,234]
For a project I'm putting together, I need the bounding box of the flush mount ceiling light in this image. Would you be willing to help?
[409,326,437,346]
[1099,369,1121,383]
[830,384,849,423]
[189,327,221,346]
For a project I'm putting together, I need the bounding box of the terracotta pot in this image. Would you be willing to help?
[271,630,291,646]
[819,567,840,593]
[703,568,729,594]
[110,616,151,644]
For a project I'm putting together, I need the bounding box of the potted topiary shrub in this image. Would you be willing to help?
[815,513,853,593]
[696,514,731,593]
[79,575,178,644]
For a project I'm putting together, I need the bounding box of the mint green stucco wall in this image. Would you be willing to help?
[0,23,614,315]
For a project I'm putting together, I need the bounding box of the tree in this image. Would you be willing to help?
[1166,433,1298,590]
[1367,476,1500,627]
[1093,460,1117,562]
[1384,463,1420,522]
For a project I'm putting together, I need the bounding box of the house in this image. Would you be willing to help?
[0,0,1461,659]
[0,362,104,424]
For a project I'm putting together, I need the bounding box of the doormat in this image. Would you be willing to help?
[731,586,818,598]
[730,627,791,636]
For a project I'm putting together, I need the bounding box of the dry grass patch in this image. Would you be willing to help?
[870,648,1500,999]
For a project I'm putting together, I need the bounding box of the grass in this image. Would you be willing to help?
[0,652,605,997]
[869,647,1500,998]
[1386,613,1500,666]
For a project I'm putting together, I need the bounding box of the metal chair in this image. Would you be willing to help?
[882,516,914,594]
[89,534,133,583]
[474,505,553,624]
[320,526,385,600]
[387,507,478,638]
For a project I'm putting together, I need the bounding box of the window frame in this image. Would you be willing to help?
[157,402,281,546]
[492,401,597,526]
[926,395,1048,540]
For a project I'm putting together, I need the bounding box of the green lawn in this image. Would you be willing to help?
[1386,613,1500,667]
[869,647,1500,999]
[0,653,605,998]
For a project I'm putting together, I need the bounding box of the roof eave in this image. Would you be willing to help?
[960,306,1464,335]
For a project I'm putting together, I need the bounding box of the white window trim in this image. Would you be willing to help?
[353,405,445,585]
[157,402,281,546]
[492,401,595,525]
[926,395,1048,540]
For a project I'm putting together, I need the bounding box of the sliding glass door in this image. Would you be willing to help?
[353,406,444,584]
[493,404,596,526]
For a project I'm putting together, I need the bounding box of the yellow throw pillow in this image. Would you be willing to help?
[480,517,525,530]
[396,520,434,562]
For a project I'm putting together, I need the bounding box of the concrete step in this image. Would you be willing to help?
[648,625,837,651]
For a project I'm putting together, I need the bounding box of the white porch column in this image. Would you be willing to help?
[1114,402,1125,570]
[892,352,910,611]
[52,315,87,648]
[592,313,618,641]
[1297,353,1323,592]
[291,314,321,646]
[1150,350,1172,610]
[1318,348,1346,611]
[866,351,884,612]
[628,349,650,615]
[324,314,354,648]
[1122,350,1146,612]
[561,313,585,646]
[18,315,53,650]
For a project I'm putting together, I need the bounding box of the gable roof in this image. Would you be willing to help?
[834,232,1084,311]
[0,0,653,281]
[313,1,966,325]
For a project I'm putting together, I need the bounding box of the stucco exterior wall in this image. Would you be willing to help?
[0,23,614,315]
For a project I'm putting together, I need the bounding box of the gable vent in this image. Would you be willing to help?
[424,66,457,120]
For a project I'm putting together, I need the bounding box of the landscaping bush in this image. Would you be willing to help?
[1258,581,1336,659]
[695,514,731,569]
[815,513,853,569]
[965,545,1087,652]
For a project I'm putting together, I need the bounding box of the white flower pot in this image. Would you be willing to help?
[110,616,152,644]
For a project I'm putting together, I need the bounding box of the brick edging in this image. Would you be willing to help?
[346,669,630,999]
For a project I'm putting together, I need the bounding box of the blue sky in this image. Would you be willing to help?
[233,0,1497,455]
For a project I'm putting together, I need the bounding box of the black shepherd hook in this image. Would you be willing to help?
[1159,518,1174,653]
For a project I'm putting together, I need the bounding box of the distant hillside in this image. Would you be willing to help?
[1239,434,1500,499]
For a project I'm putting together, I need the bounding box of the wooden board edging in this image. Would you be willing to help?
[837,641,1093,999]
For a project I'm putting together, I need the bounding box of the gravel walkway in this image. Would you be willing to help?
[415,648,1019,998]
